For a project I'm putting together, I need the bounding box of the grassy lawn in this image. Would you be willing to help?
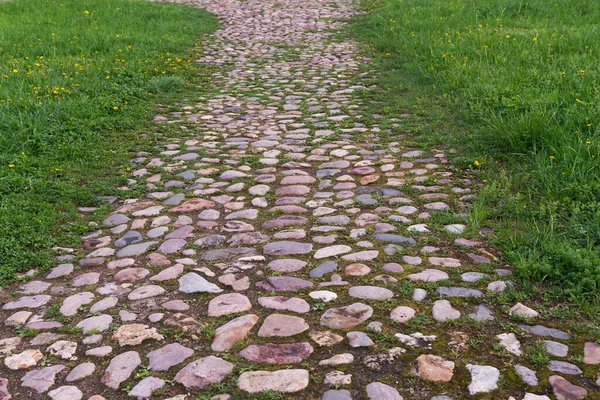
[354,0,600,299]
[0,0,217,284]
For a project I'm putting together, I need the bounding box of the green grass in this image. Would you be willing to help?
[0,0,217,284]
[353,0,600,298]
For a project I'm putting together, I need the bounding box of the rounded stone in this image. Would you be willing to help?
[258,314,309,337]
[208,293,252,317]
[238,369,309,393]
[390,306,416,323]
[348,286,394,300]
[320,303,373,329]
[239,342,313,364]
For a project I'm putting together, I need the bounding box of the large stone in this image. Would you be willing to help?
[20,365,65,392]
[19,281,51,295]
[212,314,259,352]
[268,259,307,273]
[515,365,538,386]
[584,342,600,364]
[320,303,373,329]
[263,241,313,255]
[117,241,158,257]
[314,245,352,259]
[309,261,337,278]
[407,269,448,282]
[0,337,21,355]
[258,314,309,337]
[256,276,313,291]
[174,356,233,388]
[168,198,215,212]
[208,293,252,317]
[347,331,374,347]
[348,286,393,300]
[523,395,551,400]
[510,303,539,318]
[89,296,118,313]
[497,333,522,356]
[237,369,309,393]
[101,351,141,389]
[3,295,51,310]
[319,353,354,366]
[4,349,42,370]
[366,382,403,400]
[127,285,165,300]
[48,386,83,400]
[548,361,582,375]
[112,324,163,346]
[147,343,194,371]
[309,331,344,347]
[179,273,222,293]
[390,306,416,323]
[128,377,165,398]
[432,300,460,321]
[324,371,352,386]
[518,325,570,339]
[47,340,77,359]
[239,342,313,364]
[76,314,113,334]
[203,247,258,260]
[414,355,454,382]
[258,296,310,313]
[66,363,96,382]
[466,364,499,394]
[545,340,569,357]
[323,390,352,400]
[548,375,587,399]
[436,287,483,297]
[469,304,494,322]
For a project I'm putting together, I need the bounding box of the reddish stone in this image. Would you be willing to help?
[168,198,215,213]
[211,315,259,352]
[239,342,313,364]
[549,375,587,399]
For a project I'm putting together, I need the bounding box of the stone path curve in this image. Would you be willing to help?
[0,0,598,399]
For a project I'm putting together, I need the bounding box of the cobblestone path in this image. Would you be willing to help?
[0,0,598,399]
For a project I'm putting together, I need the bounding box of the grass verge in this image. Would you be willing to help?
[0,0,218,284]
[353,0,600,299]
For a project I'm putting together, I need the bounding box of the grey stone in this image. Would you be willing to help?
[101,351,141,389]
[323,389,353,400]
[436,287,483,298]
[366,382,403,400]
[518,325,570,339]
[179,273,222,293]
[515,365,538,386]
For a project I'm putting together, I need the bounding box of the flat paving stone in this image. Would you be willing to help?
[239,342,313,364]
[348,286,394,300]
[237,369,309,393]
[320,303,373,329]
[174,356,233,389]
[258,314,309,337]
[258,296,310,313]
[101,351,141,389]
